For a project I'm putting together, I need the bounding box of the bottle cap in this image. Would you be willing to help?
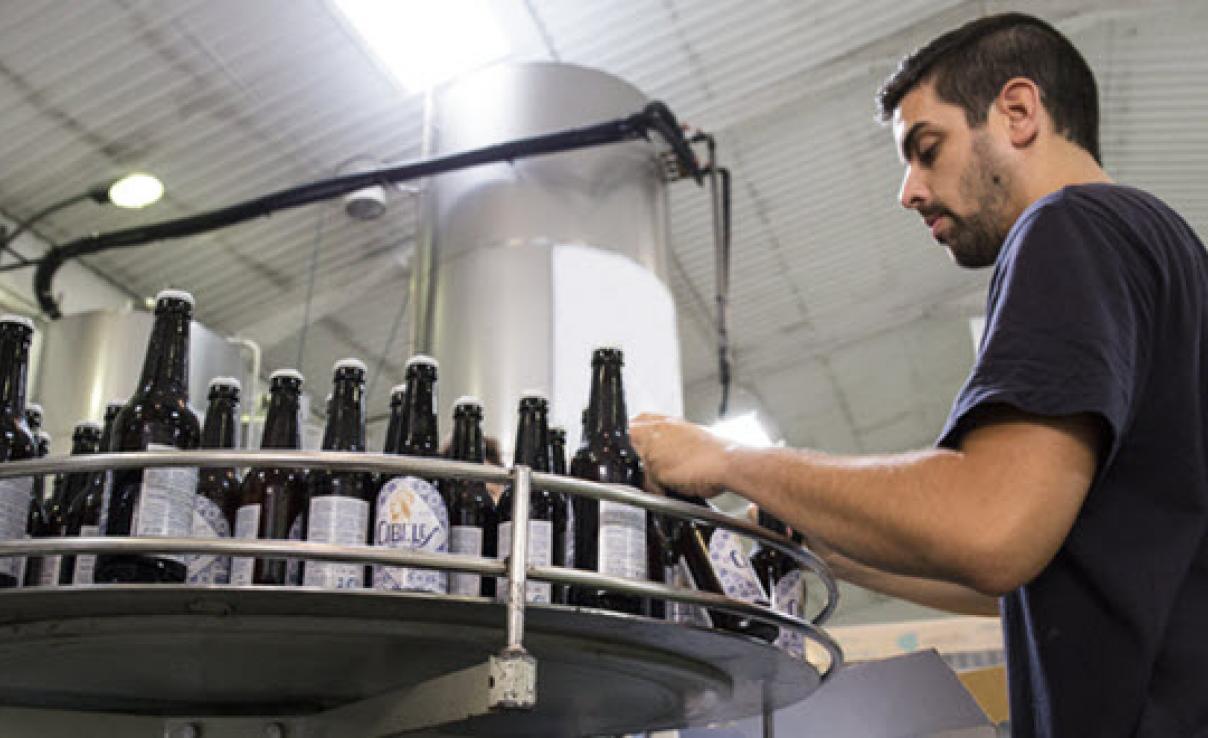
[454,395,483,409]
[405,354,439,370]
[0,314,34,331]
[108,399,127,409]
[592,346,624,363]
[519,388,548,402]
[208,376,242,392]
[155,289,195,306]
[74,421,102,434]
[390,383,407,397]
[334,357,367,373]
[270,368,304,383]
[25,403,43,416]
[36,430,50,442]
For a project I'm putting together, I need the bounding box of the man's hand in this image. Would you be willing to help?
[630,413,731,498]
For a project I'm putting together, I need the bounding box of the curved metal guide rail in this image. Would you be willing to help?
[0,450,845,737]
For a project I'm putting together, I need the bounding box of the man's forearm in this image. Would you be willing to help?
[826,548,1001,618]
[722,445,983,588]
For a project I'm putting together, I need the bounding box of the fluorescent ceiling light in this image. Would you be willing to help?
[107,173,164,209]
[709,411,775,448]
[334,0,511,93]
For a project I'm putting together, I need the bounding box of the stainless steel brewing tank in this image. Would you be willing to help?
[426,63,681,456]
[33,309,244,453]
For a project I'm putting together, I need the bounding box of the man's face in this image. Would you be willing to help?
[893,83,1015,268]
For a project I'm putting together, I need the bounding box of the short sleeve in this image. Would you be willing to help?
[937,197,1145,454]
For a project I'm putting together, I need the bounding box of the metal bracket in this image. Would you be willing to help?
[488,652,538,710]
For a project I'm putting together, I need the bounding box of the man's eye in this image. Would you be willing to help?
[919,145,939,166]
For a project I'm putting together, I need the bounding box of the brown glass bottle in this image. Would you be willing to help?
[301,359,373,589]
[548,425,573,604]
[373,355,448,593]
[186,378,241,585]
[96,290,203,584]
[445,397,496,597]
[569,348,665,616]
[22,430,52,586]
[0,316,37,588]
[231,369,307,586]
[665,493,777,641]
[496,392,563,604]
[750,509,807,655]
[61,403,121,585]
[24,404,45,505]
[28,423,100,587]
[382,384,407,454]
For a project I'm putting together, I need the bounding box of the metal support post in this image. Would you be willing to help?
[494,463,538,710]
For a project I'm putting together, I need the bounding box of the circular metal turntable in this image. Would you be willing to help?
[0,586,820,737]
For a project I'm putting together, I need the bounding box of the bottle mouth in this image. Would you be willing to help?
[454,395,483,410]
[406,354,439,371]
[270,368,304,384]
[0,314,35,334]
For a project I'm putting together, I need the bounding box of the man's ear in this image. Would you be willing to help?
[995,77,1041,149]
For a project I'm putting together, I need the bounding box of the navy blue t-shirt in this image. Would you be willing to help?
[938,184,1208,737]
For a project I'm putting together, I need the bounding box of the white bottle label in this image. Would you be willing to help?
[372,476,449,594]
[132,444,199,563]
[229,503,261,586]
[303,495,369,589]
[286,513,303,585]
[598,500,647,580]
[36,554,61,587]
[73,525,101,584]
[564,500,576,569]
[186,495,231,584]
[496,519,553,604]
[773,569,806,658]
[708,528,768,603]
[0,477,32,583]
[667,557,713,627]
[448,524,483,597]
[97,472,112,534]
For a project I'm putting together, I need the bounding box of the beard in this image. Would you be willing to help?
[935,135,1014,269]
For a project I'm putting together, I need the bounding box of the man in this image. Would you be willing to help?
[631,13,1208,737]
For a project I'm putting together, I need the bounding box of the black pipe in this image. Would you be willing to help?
[33,102,701,319]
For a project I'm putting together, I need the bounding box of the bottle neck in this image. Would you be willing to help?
[513,405,550,472]
[586,360,628,439]
[138,309,190,395]
[757,509,789,536]
[398,374,438,455]
[383,399,406,454]
[201,396,239,450]
[449,412,485,463]
[70,435,100,455]
[99,416,118,454]
[260,388,302,450]
[550,437,567,475]
[323,378,365,451]
[0,330,30,417]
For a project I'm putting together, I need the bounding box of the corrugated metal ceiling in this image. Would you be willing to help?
[0,0,1203,465]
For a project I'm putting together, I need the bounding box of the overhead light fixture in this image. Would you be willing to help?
[333,0,511,92]
[105,172,164,209]
[709,411,775,448]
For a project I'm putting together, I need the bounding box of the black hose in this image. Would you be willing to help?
[34,103,700,319]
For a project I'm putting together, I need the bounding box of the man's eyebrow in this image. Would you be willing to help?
[899,121,931,162]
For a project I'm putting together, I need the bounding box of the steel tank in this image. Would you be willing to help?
[32,309,244,453]
[423,63,683,456]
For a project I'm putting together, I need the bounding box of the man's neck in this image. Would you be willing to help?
[1017,143,1113,212]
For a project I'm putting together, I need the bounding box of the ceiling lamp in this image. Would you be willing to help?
[104,172,164,209]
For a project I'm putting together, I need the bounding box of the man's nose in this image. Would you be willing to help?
[898,166,929,210]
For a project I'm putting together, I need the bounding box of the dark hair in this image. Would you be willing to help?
[876,12,1100,163]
